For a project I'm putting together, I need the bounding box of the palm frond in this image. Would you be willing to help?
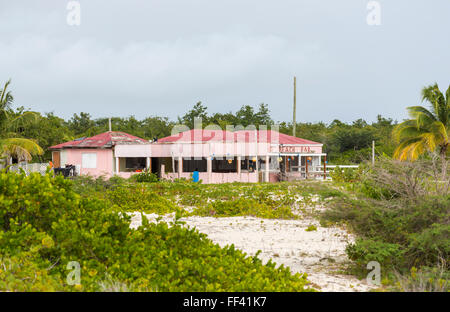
[446,84,450,109]
[428,121,448,142]
[407,106,436,123]
[6,111,40,132]
[406,140,428,161]
[393,119,426,141]
[0,79,14,111]
[419,132,437,152]
[421,83,441,116]
[0,138,43,162]
[393,137,421,160]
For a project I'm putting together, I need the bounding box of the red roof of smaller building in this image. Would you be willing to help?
[50,131,148,149]
[157,129,322,145]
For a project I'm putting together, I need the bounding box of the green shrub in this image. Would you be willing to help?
[392,264,449,292]
[132,169,159,183]
[0,171,313,292]
[321,180,450,281]
[305,225,317,232]
[346,239,404,268]
[71,175,126,196]
[0,252,64,291]
[330,166,359,183]
[406,223,450,268]
[193,197,297,219]
[106,184,179,214]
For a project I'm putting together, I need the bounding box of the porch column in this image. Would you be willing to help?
[323,155,327,180]
[207,156,212,183]
[237,156,241,175]
[178,156,182,178]
[305,157,309,179]
[115,157,119,174]
[265,155,269,182]
[146,157,151,171]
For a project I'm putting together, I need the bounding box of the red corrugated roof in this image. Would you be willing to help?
[158,129,322,145]
[158,129,235,143]
[50,131,148,149]
[235,130,322,145]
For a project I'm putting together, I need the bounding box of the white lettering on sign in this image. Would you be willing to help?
[279,146,313,153]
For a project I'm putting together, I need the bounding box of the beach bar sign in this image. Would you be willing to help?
[279,146,314,153]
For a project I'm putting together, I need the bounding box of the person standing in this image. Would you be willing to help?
[192,168,200,183]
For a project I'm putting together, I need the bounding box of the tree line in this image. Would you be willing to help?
[1,80,448,165]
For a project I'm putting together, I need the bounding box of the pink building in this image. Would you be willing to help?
[49,131,150,179]
[50,129,327,182]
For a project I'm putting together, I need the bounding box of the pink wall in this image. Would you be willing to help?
[151,142,322,158]
[161,172,259,184]
[115,144,151,157]
[66,149,114,178]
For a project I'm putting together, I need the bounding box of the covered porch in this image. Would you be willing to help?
[274,153,329,181]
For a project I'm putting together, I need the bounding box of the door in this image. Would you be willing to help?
[52,151,61,168]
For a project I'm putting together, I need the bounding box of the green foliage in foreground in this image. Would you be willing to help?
[0,171,313,292]
[321,158,449,290]
[192,197,297,219]
[71,175,345,219]
[131,169,159,183]
[106,184,179,214]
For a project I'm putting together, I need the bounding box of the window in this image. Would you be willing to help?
[82,153,97,169]
[125,157,146,170]
[183,158,207,172]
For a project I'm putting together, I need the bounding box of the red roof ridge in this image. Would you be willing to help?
[50,131,148,149]
[157,129,322,145]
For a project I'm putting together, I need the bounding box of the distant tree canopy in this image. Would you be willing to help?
[0,80,400,164]
[18,101,396,164]
[0,80,43,165]
[178,102,273,129]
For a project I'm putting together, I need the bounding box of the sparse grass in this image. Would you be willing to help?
[305,225,318,232]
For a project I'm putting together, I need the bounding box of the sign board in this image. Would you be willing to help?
[279,146,314,153]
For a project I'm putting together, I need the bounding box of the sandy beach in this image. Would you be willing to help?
[129,211,376,292]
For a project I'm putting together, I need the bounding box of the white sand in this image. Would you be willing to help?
[128,211,377,292]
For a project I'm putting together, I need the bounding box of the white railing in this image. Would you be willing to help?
[3,162,50,175]
[281,164,359,181]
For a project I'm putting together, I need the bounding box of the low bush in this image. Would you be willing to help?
[132,169,159,183]
[391,262,449,292]
[192,197,297,219]
[106,184,180,214]
[330,166,360,183]
[346,239,404,269]
[0,171,313,292]
[321,158,450,287]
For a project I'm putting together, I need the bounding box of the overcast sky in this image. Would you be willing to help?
[0,0,449,124]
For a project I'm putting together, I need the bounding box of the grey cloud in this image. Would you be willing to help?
[0,0,449,123]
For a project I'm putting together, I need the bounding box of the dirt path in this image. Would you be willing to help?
[129,212,376,292]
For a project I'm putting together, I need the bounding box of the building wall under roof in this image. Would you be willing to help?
[65,148,113,177]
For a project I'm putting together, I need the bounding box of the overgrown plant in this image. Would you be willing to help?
[321,157,450,288]
[0,170,314,292]
[393,83,449,180]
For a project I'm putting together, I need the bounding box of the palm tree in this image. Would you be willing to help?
[0,79,43,167]
[393,83,449,177]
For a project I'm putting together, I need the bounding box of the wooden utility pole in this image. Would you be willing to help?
[372,140,375,165]
[293,76,296,137]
